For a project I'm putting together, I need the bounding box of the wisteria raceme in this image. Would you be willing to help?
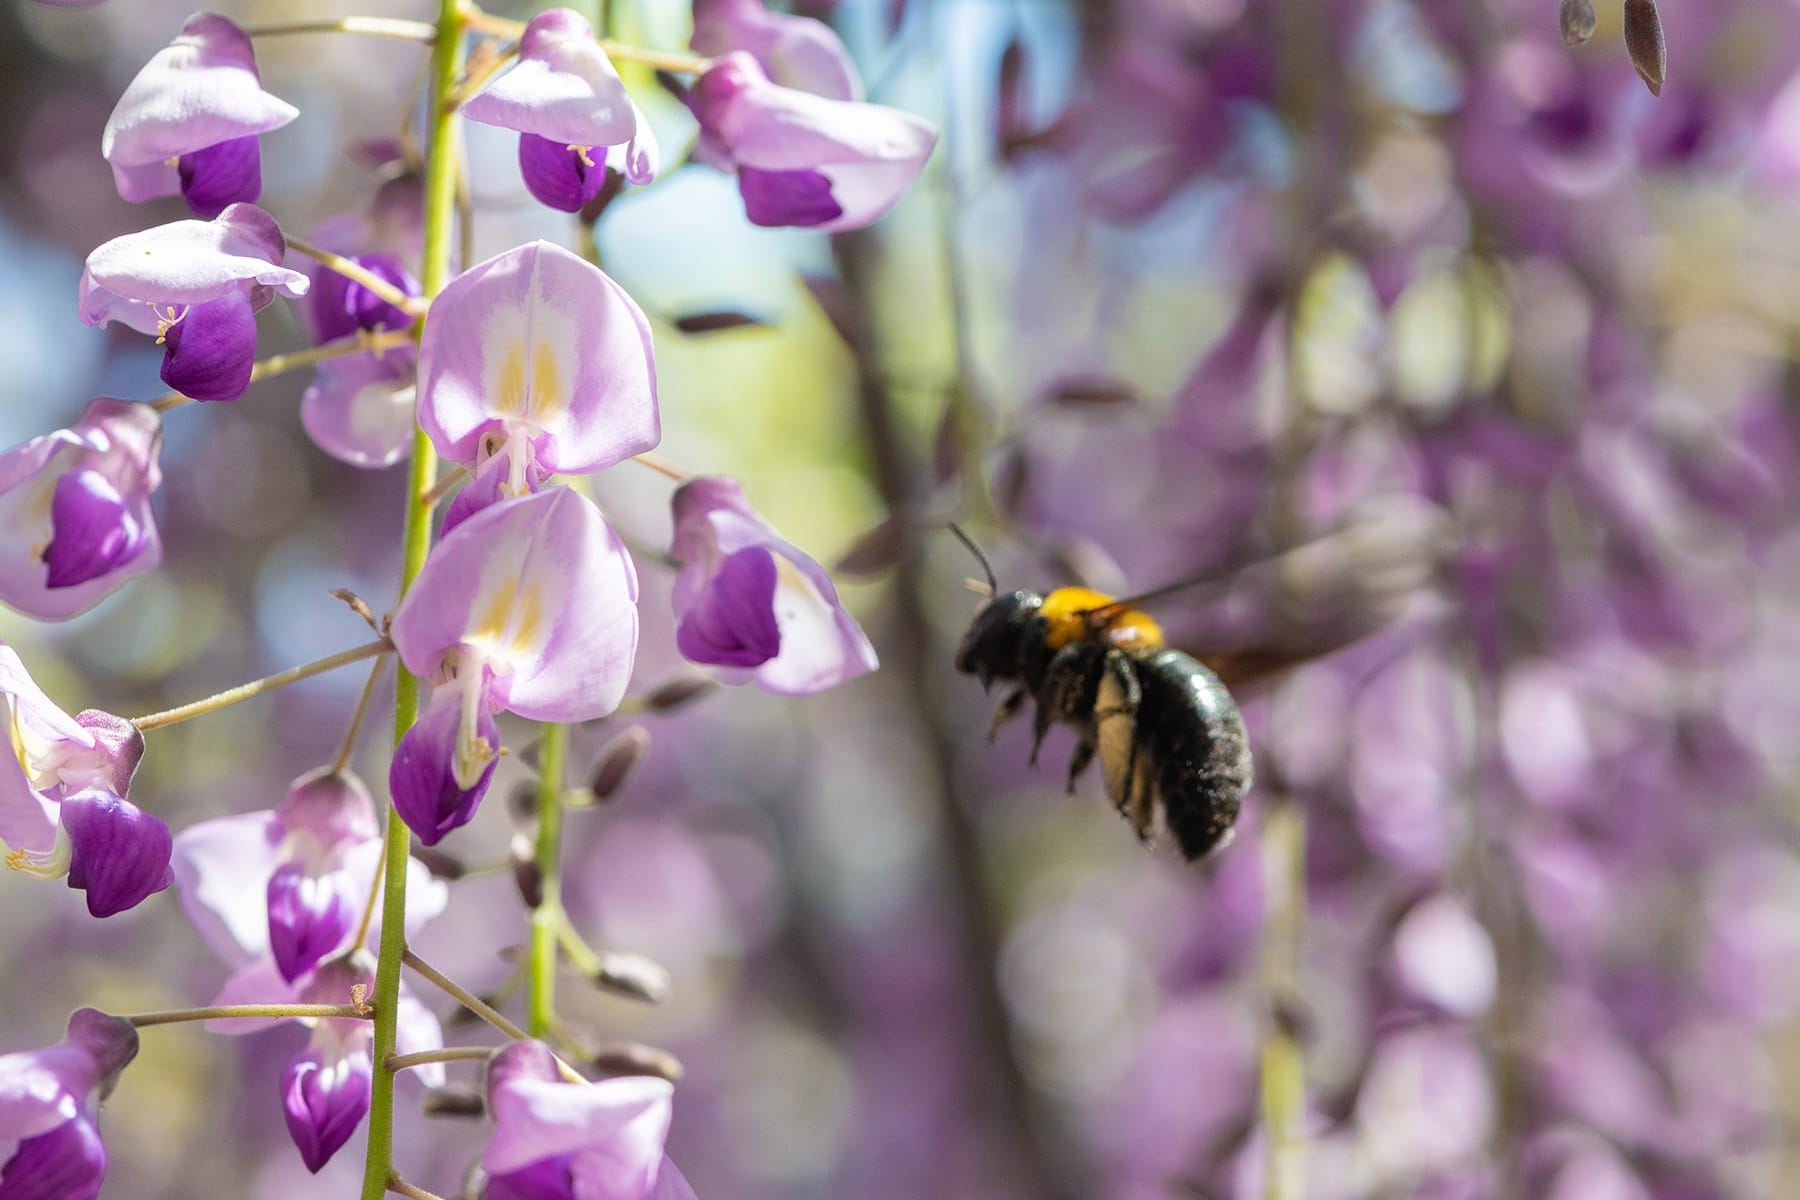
[0,1009,137,1198]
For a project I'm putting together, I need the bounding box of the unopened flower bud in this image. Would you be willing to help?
[1623,0,1666,96]
[589,1041,684,1082]
[645,674,720,712]
[1559,0,1596,45]
[421,1086,487,1119]
[588,728,650,801]
[510,834,542,909]
[591,951,671,1004]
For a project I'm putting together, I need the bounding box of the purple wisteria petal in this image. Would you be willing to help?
[299,350,417,469]
[441,458,511,537]
[101,13,297,211]
[670,477,877,694]
[0,1112,106,1200]
[170,811,282,964]
[79,204,308,336]
[266,862,355,983]
[462,9,636,148]
[59,790,174,918]
[691,0,863,101]
[417,241,659,475]
[205,959,296,1035]
[0,646,90,852]
[736,166,843,227]
[177,134,263,220]
[67,713,144,802]
[690,53,937,232]
[0,1010,136,1200]
[308,252,418,344]
[158,289,259,402]
[389,684,500,846]
[280,1044,372,1173]
[606,101,660,185]
[390,487,640,721]
[518,133,610,213]
[393,989,447,1089]
[648,1159,699,1200]
[0,398,163,622]
[484,1041,674,1199]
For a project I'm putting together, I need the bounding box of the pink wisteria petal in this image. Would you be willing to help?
[606,99,661,185]
[485,1061,672,1184]
[648,1159,700,1200]
[0,645,93,853]
[101,13,297,201]
[390,487,639,723]
[417,241,658,473]
[300,352,418,469]
[462,9,637,148]
[691,0,863,101]
[170,811,283,965]
[671,478,877,695]
[0,399,163,622]
[694,53,937,231]
[394,988,447,1088]
[336,836,449,947]
[79,204,309,333]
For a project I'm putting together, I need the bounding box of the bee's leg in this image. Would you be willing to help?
[987,689,1027,743]
[1031,643,1096,767]
[1064,739,1096,793]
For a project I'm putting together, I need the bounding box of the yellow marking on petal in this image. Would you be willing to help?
[494,341,529,419]
[466,577,547,664]
[529,341,563,423]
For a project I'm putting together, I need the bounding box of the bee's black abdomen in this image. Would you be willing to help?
[1133,649,1252,859]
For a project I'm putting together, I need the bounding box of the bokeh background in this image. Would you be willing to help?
[7,0,1800,1196]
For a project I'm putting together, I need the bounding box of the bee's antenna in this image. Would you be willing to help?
[946,522,999,597]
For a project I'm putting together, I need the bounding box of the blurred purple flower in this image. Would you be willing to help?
[0,655,166,919]
[78,204,309,403]
[0,398,162,621]
[483,1040,684,1200]
[0,1008,138,1199]
[689,52,937,230]
[691,0,863,101]
[462,9,658,208]
[389,487,639,843]
[300,351,418,470]
[101,14,298,218]
[670,477,877,694]
[170,767,448,997]
[417,241,657,527]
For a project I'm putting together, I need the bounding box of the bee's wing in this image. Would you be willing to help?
[1095,662,1161,848]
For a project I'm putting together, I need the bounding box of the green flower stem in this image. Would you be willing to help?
[385,1176,449,1200]
[285,238,428,316]
[149,329,413,413]
[128,639,391,731]
[385,1046,494,1072]
[1259,799,1307,1200]
[554,914,603,977]
[358,1,461,1196]
[243,16,438,42]
[127,1003,370,1027]
[526,722,569,1038]
[404,948,530,1043]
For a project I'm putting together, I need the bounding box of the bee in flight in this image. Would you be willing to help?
[951,529,1253,861]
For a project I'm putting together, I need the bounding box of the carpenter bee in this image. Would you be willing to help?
[951,531,1253,861]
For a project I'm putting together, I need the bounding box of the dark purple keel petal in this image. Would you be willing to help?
[441,462,511,536]
[0,1118,106,1200]
[60,790,174,918]
[160,291,259,403]
[43,470,149,590]
[388,695,499,846]
[266,862,355,983]
[309,252,418,343]
[280,1049,372,1173]
[484,1155,579,1200]
[737,166,844,228]
[177,135,263,220]
[518,133,607,213]
[64,1009,140,1095]
[676,546,782,668]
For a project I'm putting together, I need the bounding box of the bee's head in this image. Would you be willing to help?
[954,590,1042,689]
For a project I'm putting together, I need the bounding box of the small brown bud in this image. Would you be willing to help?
[591,952,672,1004]
[835,517,906,577]
[588,727,650,801]
[590,1041,685,1082]
[645,674,719,712]
[510,834,543,909]
[410,846,466,881]
[1623,0,1666,96]
[1558,0,1596,45]
[421,1086,487,1119]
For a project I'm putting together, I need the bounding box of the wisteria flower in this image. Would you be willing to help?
[389,487,639,843]
[462,9,659,209]
[0,1008,138,1199]
[483,1040,687,1200]
[0,398,162,621]
[78,204,310,403]
[298,249,420,468]
[670,477,877,694]
[417,241,657,528]
[170,766,448,994]
[101,14,299,218]
[689,52,937,230]
[690,0,862,102]
[1,650,168,919]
